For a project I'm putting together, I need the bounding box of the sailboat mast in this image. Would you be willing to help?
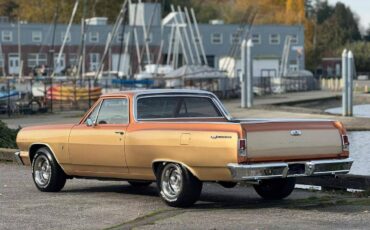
[54,0,79,78]
[177,6,194,65]
[170,5,188,65]
[190,8,207,66]
[184,7,201,65]
[17,19,22,79]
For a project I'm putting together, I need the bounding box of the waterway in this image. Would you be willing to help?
[348,131,370,175]
[326,104,370,118]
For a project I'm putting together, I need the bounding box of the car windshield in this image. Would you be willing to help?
[137,96,222,120]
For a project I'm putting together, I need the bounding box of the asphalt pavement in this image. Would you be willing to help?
[1,163,369,230]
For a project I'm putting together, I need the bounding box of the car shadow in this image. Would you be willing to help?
[62,183,160,197]
[60,182,349,211]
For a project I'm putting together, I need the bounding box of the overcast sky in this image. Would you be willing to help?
[327,0,370,31]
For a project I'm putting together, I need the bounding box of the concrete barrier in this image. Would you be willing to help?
[0,148,18,162]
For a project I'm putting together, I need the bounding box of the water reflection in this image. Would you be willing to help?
[326,104,370,118]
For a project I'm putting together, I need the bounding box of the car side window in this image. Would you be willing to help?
[95,98,129,125]
[85,101,101,124]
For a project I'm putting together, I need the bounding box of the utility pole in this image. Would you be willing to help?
[241,40,247,108]
[341,49,348,116]
[347,50,354,116]
[342,49,354,116]
[241,39,254,108]
[246,39,253,108]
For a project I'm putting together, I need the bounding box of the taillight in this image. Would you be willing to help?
[239,139,247,152]
[342,135,349,151]
[239,139,247,157]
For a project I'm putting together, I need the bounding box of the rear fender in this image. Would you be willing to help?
[152,159,200,180]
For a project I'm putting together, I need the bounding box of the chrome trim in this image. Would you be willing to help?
[14,151,24,165]
[133,91,232,122]
[227,158,354,181]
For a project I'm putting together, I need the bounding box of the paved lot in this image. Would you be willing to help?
[1,163,369,230]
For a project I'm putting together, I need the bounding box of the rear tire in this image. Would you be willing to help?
[156,163,202,207]
[32,147,66,192]
[128,180,152,187]
[254,178,296,200]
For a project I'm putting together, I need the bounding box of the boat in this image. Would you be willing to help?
[0,90,19,101]
[46,86,102,101]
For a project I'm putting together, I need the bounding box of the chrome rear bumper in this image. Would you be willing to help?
[14,151,24,165]
[227,158,353,181]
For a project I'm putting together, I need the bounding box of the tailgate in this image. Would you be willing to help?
[242,120,346,162]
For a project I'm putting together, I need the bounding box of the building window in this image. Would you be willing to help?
[289,60,298,71]
[230,33,241,44]
[69,53,77,66]
[269,34,280,45]
[27,53,47,68]
[89,32,99,42]
[61,31,71,43]
[2,31,12,42]
[252,34,261,44]
[54,53,65,71]
[8,53,20,74]
[211,33,223,45]
[32,31,42,42]
[89,53,100,71]
[289,34,298,44]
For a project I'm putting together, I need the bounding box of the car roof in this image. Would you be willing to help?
[101,89,215,98]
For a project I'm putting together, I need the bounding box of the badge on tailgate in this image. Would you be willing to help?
[290,130,302,136]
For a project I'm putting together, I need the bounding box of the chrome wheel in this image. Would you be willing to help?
[160,163,183,201]
[33,155,52,187]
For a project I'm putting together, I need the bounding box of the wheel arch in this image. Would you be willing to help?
[152,159,200,180]
[28,143,66,173]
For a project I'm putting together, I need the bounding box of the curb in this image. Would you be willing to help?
[0,148,18,162]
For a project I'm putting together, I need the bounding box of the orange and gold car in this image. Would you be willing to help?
[15,89,353,207]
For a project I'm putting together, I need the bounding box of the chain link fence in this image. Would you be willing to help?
[0,75,320,118]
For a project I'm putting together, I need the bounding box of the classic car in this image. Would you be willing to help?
[15,89,353,207]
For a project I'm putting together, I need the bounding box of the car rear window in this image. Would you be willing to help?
[137,96,222,120]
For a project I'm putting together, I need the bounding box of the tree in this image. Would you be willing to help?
[0,0,19,21]
[286,0,305,24]
[365,24,370,41]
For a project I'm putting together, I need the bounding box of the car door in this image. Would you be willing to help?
[68,97,129,175]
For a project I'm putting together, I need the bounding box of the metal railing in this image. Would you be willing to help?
[0,75,320,117]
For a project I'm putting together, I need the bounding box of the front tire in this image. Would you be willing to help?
[32,147,66,192]
[254,178,296,200]
[156,163,202,207]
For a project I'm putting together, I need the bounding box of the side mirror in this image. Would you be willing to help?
[86,118,94,127]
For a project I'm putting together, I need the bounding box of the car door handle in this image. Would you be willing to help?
[114,131,125,135]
